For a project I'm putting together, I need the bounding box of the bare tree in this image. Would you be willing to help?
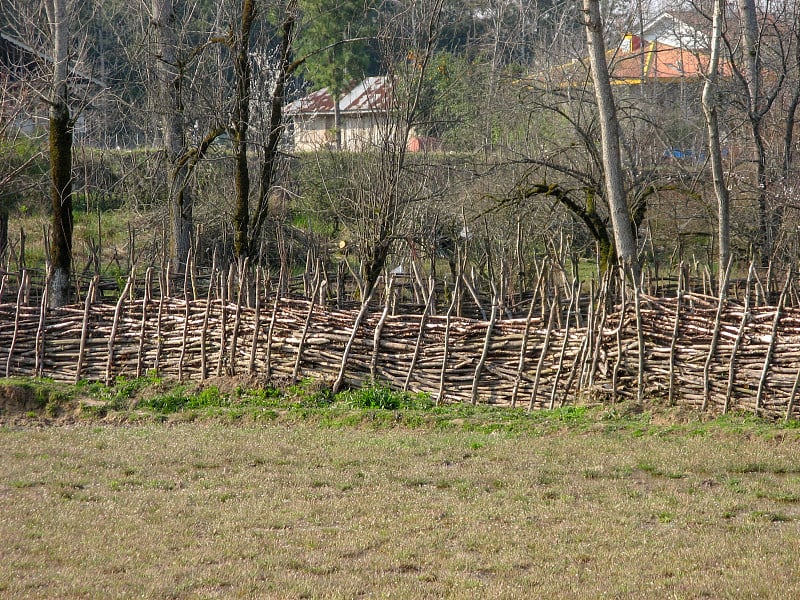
[151,0,190,272]
[736,0,770,263]
[150,0,227,272]
[231,0,257,259]
[44,0,74,306]
[356,0,446,296]
[230,0,301,260]
[582,0,640,278]
[702,0,730,289]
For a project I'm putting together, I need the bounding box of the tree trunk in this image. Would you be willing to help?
[582,0,639,279]
[233,0,256,260]
[703,0,731,292]
[249,0,299,258]
[152,0,192,273]
[737,0,771,265]
[46,0,73,307]
[169,169,193,271]
[0,207,8,261]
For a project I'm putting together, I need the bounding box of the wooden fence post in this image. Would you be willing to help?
[35,273,50,377]
[333,283,378,394]
[105,275,134,384]
[510,262,549,407]
[217,270,228,377]
[549,280,577,410]
[724,263,755,413]
[587,273,611,388]
[370,277,395,381]
[75,276,98,383]
[229,258,249,375]
[702,257,733,411]
[528,300,557,411]
[611,267,627,401]
[403,291,432,392]
[136,268,153,378]
[437,279,459,406]
[292,279,321,381]
[5,269,27,377]
[471,300,498,405]
[264,283,281,380]
[154,271,166,376]
[200,260,217,380]
[667,269,683,406]
[755,272,791,415]
[510,292,538,408]
[632,266,645,404]
[248,267,263,375]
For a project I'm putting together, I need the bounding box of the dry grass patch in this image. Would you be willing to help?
[2,422,800,598]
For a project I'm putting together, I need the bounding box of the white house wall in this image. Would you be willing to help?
[292,114,335,152]
[341,114,387,151]
[292,113,389,152]
[643,13,708,50]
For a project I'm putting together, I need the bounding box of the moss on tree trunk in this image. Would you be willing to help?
[49,101,73,306]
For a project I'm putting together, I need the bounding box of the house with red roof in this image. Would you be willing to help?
[286,75,394,152]
[550,11,722,88]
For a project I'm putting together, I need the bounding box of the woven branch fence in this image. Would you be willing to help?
[3,266,800,420]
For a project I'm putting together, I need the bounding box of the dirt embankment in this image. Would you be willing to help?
[0,384,46,414]
[0,381,84,426]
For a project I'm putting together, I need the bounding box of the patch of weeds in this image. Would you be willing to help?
[728,462,799,475]
[80,375,153,410]
[402,477,433,488]
[286,378,334,407]
[656,511,674,524]
[724,477,748,494]
[711,412,774,435]
[637,461,685,479]
[337,383,432,411]
[57,481,88,500]
[185,386,229,409]
[10,480,41,489]
[721,508,739,519]
[44,394,67,417]
[147,479,177,491]
[583,468,603,479]
[239,387,282,408]
[550,405,591,424]
[754,490,800,503]
[252,408,280,421]
[751,511,793,523]
[138,386,191,413]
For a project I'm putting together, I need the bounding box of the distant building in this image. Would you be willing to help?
[286,76,394,152]
[286,76,440,153]
[549,11,724,88]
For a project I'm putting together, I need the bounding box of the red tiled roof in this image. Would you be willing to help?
[546,39,728,88]
[286,76,392,115]
[610,41,714,82]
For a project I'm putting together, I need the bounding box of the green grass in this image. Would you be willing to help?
[1,419,800,598]
[5,375,800,436]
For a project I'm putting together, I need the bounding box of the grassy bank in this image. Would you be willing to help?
[2,377,800,598]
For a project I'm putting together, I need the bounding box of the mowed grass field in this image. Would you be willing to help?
[3,410,800,599]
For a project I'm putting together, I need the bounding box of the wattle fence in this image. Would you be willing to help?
[2,268,800,420]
